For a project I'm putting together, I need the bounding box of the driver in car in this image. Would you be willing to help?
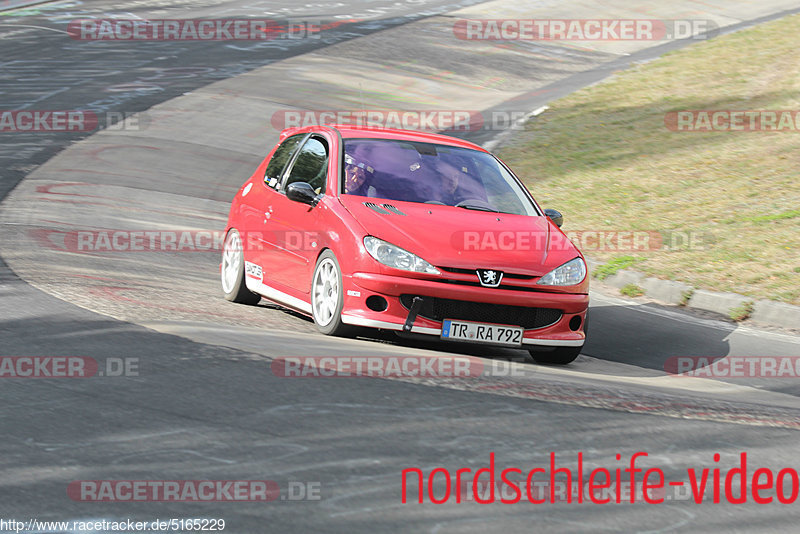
[434,161,470,206]
[344,152,378,197]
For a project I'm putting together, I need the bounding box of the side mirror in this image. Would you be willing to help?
[286,182,319,206]
[544,208,563,228]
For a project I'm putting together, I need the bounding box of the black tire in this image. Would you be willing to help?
[311,250,352,336]
[220,229,261,305]
[529,345,583,365]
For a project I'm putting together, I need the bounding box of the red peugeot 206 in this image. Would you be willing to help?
[221,124,588,364]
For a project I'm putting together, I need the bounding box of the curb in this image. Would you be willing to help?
[589,259,799,330]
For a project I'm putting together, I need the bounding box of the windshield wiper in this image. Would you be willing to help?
[457,203,499,212]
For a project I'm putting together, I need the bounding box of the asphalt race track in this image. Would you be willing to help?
[1,0,800,532]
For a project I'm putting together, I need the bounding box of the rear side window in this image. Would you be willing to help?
[284,137,329,195]
[264,134,305,189]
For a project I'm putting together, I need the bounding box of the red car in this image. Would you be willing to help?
[221,124,588,364]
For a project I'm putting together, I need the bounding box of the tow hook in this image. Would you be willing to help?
[403,296,424,332]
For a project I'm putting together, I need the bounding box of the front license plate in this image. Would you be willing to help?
[441,319,523,346]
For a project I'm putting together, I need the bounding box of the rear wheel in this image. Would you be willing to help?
[221,229,261,305]
[529,345,582,365]
[311,250,352,336]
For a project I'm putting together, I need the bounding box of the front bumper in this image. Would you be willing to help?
[341,272,588,347]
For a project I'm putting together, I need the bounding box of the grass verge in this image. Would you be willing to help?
[620,284,645,298]
[499,15,800,305]
[729,301,755,322]
[593,255,644,280]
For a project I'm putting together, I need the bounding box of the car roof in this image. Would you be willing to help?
[279,124,489,153]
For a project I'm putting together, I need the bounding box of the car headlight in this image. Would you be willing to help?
[363,236,440,274]
[536,257,586,286]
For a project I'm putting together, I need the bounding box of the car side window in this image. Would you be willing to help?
[283,136,328,195]
[264,134,305,189]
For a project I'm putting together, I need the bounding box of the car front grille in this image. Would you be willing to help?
[437,266,533,280]
[400,295,562,330]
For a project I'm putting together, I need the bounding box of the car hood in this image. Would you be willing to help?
[340,197,581,277]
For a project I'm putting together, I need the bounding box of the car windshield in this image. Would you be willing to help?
[341,138,539,216]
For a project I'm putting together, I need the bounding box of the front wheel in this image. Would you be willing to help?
[311,250,352,336]
[221,229,261,305]
[529,345,582,365]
